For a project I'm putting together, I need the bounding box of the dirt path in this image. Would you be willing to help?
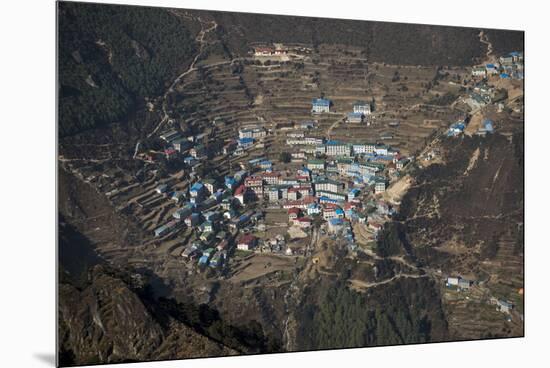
[463,147,480,175]
[147,16,219,139]
[326,118,342,139]
[478,31,494,61]
[350,273,428,290]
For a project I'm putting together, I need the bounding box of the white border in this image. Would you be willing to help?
[1,0,548,367]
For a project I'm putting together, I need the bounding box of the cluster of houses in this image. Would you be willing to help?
[471,51,524,80]
[463,81,508,111]
[310,98,372,126]
[346,101,372,125]
[447,117,494,138]
[252,43,288,57]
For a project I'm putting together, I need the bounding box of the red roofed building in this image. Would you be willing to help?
[287,187,301,201]
[262,171,281,185]
[322,206,338,220]
[244,176,263,199]
[292,217,312,228]
[234,184,248,205]
[288,207,302,221]
[237,234,257,250]
[283,196,317,209]
[164,149,178,160]
[254,47,275,56]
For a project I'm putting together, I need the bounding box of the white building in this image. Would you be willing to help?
[325,141,351,156]
[352,101,371,115]
[239,127,267,139]
[311,98,331,114]
[314,179,342,193]
[375,180,386,194]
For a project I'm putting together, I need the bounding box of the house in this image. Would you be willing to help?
[244,176,263,199]
[171,191,186,203]
[311,98,331,113]
[447,122,465,137]
[287,187,300,201]
[172,206,192,221]
[346,112,364,123]
[323,205,338,220]
[203,179,216,195]
[314,179,343,194]
[184,156,198,167]
[375,178,387,194]
[352,144,370,155]
[307,203,321,216]
[225,176,237,190]
[239,127,267,139]
[282,196,317,210]
[254,46,274,56]
[496,299,514,314]
[234,170,248,182]
[293,217,312,228]
[230,213,251,229]
[267,187,280,202]
[237,234,257,250]
[223,140,238,155]
[172,138,191,152]
[181,244,201,259]
[353,101,371,115]
[471,66,487,77]
[198,255,209,266]
[154,224,171,237]
[238,137,255,148]
[307,159,326,171]
[160,129,180,142]
[190,182,205,199]
[298,121,317,129]
[348,188,360,200]
[499,54,515,66]
[262,171,281,185]
[458,278,472,290]
[216,239,229,251]
[259,160,273,170]
[184,213,201,227]
[485,63,499,75]
[164,148,178,160]
[234,184,248,205]
[477,119,494,136]
[328,218,344,233]
[190,144,206,159]
[319,196,339,205]
[315,190,347,202]
[396,158,410,170]
[156,184,168,194]
[288,207,302,221]
[325,140,351,156]
[374,144,389,156]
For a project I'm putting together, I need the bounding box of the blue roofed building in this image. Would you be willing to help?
[224,176,237,189]
[447,122,465,137]
[477,119,494,136]
[311,98,331,113]
[346,112,364,123]
[238,137,254,148]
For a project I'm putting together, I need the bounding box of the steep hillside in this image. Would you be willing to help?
[58,265,237,366]
[204,11,486,66]
[58,2,197,136]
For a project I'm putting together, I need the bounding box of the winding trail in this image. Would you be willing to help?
[478,31,494,61]
[146,17,219,139]
[350,273,428,290]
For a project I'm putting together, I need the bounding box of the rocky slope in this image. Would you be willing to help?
[58,265,236,366]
